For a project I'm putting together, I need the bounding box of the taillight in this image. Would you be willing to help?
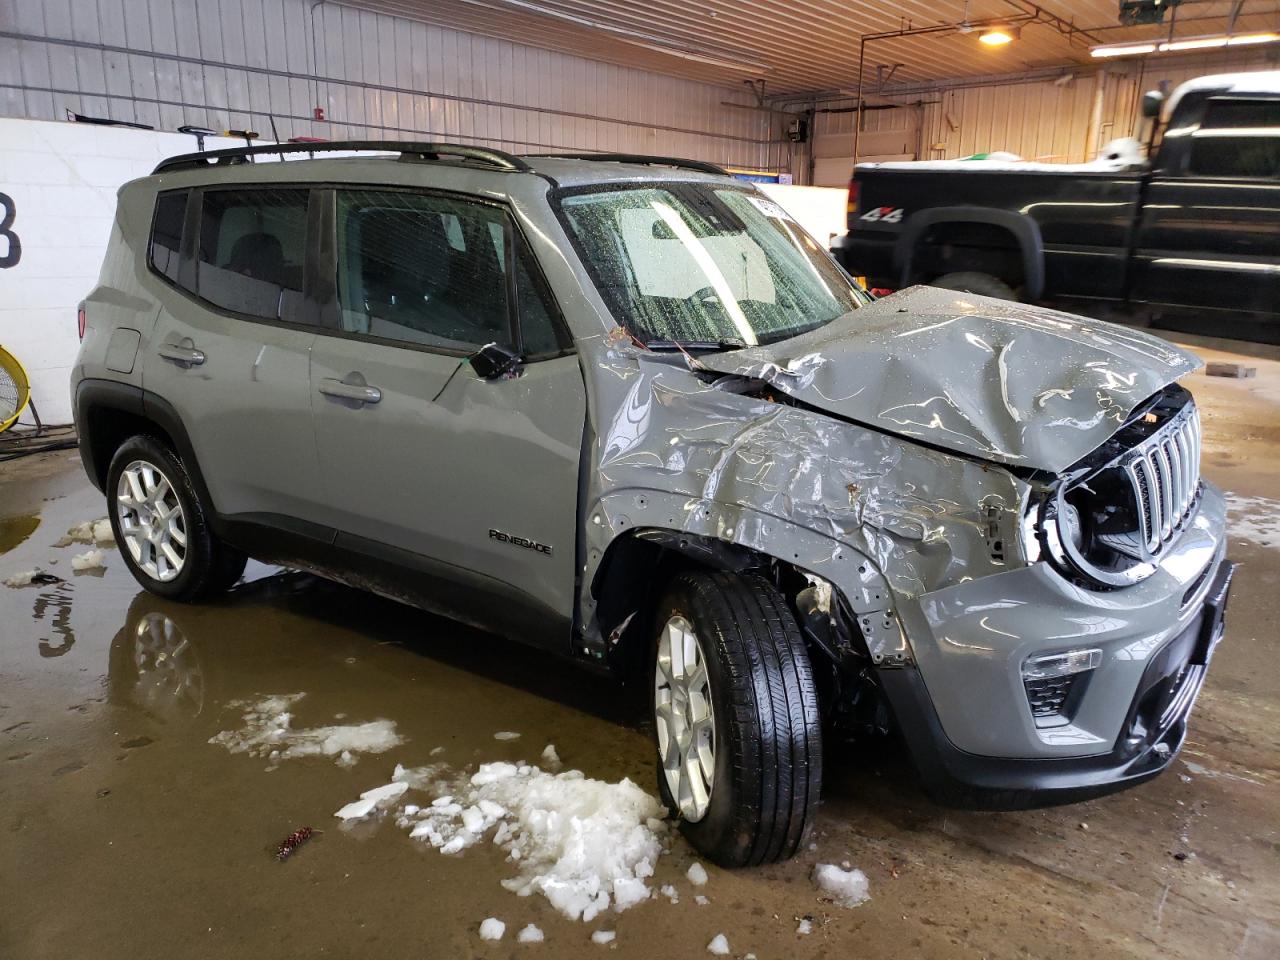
[77,302,86,341]
[846,179,860,221]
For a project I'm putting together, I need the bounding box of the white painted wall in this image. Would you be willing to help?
[0,119,253,423]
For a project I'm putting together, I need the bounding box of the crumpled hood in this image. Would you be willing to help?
[696,286,1202,473]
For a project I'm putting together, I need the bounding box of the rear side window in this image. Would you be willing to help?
[197,189,309,320]
[336,189,512,352]
[149,190,188,283]
[1189,98,1280,178]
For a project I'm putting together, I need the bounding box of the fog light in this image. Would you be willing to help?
[1022,647,1102,681]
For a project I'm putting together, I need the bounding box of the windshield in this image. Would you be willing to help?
[558,184,869,347]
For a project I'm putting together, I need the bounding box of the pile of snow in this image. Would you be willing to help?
[516,923,544,943]
[707,933,731,955]
[65,518,114,545]
[71,549,108,572]
[479,918,506,941]
[402,760,666,921]
[813,863,870,908]
[209,693,404,766]
[1226,492,1280,548]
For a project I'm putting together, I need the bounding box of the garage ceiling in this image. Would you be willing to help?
[335,0,1280,96]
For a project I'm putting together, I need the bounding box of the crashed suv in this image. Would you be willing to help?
[73,142,1233,867]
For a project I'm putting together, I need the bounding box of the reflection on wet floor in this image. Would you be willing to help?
[0,513,40,554]
[1,449,1278,960]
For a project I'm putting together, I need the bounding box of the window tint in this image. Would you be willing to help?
[514,246,568,357]
[1189,98,1280,178]
[149,190,188,283]
[336,190,511,351]
[197,189,309,320]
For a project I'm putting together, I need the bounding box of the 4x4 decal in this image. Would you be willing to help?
[859,206,903,224]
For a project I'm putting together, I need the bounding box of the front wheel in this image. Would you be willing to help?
[651,571,822,867]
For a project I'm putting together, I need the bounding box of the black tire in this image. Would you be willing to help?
[106,435,246,602]
[651,571,822,867]
[932,271,1019,301]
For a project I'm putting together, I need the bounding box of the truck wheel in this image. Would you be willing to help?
[107,435,246,602]
[651,571,822,866]
[932,271,1018,301]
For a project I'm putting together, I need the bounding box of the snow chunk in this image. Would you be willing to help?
[479,917,506,941]
[406,761,664,922]
[209,693,403,766]
[4,569,51,588]
[71,549,107,572]
[541,744,561,768]
[797,918,813,935]
[65,518,113,545]
[707,934,730,955]
[813,863,870,908]
[694,894,710,906]
[494,731,521,741]
[686,862,708,886]
[659,883,679,903]
[590,931,616,945]
[334,780,409,820]
[516,923,544,943]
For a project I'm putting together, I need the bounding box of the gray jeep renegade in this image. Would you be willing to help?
[73,141,1233,867]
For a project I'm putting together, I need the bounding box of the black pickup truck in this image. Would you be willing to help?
[831,71,1280,335]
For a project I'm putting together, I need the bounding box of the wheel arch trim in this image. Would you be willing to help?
[893,206,1045,300]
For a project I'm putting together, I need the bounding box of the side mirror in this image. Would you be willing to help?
[1141,90,1165,120]
[469,341,523,380]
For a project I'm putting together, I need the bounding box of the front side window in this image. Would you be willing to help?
[1188,98,1280,178]
[557,184,868,347]
[336,190,511,352]
[197,189,309,320]
[149,190,188,283]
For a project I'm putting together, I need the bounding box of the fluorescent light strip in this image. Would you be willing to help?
[1092,32,1279,58]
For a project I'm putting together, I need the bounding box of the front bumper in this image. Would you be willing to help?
[880,557,1234,808]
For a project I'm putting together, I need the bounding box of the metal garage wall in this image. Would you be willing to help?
[0,0,775,169]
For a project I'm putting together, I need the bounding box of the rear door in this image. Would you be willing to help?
[307,186,584,650]
[143,185,325,522]
[1131,95,1280,316]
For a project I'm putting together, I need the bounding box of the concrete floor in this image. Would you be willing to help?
[1,340,1277,960]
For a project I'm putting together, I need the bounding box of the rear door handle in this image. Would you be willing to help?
[157,342,205,366]
[319,377,382,405]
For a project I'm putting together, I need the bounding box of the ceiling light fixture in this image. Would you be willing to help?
[1091,31,1280,58]
[978,27,1017,46]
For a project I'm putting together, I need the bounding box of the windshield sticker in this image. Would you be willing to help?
[746,195,793,221]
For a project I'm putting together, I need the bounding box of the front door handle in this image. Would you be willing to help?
[319,377,382,405]
[157,342,205,366]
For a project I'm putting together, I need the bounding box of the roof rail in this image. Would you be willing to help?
[153,140,532,176]
[524,152,729,177]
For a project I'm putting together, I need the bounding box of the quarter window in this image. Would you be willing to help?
[337,190,512,351]
[197,189,309,320]
[149,190,188,283]
[1188,98,1280,178]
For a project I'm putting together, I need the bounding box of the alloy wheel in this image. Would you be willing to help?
[116,459,187,583]
[655,614,717,821]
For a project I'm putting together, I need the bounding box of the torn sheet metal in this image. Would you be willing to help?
[695,286,1201,473]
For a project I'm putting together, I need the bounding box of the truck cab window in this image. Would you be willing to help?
[1188,99,1280,179]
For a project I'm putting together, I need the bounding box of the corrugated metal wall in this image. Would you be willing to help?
[0,0,777,168]
[808,47,1278,183]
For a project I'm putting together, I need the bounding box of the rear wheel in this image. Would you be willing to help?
[107,435,245,601]
[932,271,1018,301]
[651,571,822,866]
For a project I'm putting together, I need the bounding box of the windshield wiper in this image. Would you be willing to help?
[644,338,747,353]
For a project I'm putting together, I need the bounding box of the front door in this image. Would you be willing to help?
[308,187,584,649]
[1131,95,1280,318]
